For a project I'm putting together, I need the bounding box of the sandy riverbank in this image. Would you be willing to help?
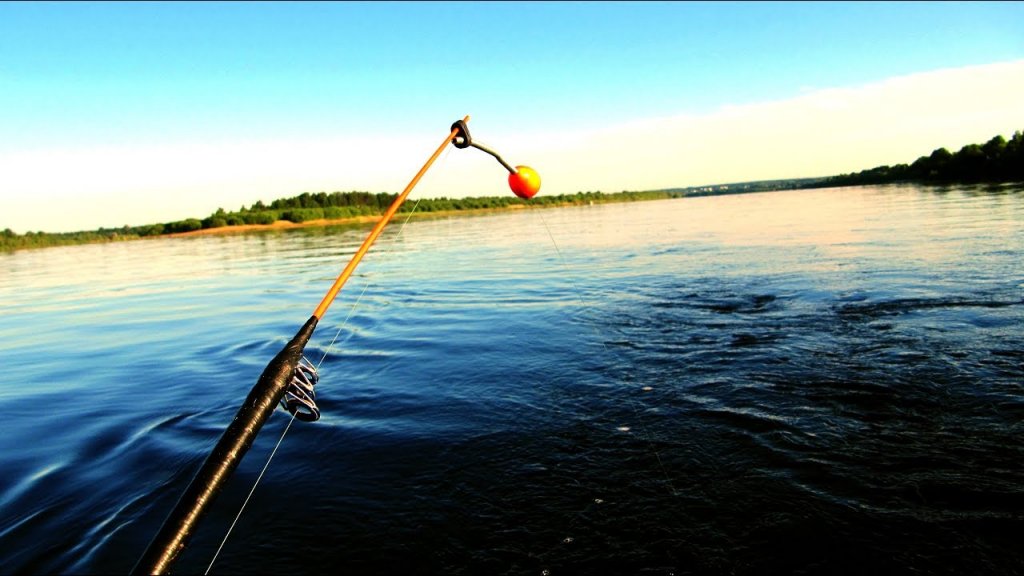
[162,204,533,238]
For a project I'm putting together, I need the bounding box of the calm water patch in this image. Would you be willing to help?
[1,184,1022,575]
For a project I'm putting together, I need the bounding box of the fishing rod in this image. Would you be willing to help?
[132,116,540,575]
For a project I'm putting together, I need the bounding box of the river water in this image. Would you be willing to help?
[1,184,1022,575]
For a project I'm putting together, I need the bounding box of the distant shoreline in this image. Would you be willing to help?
[4,195,659,253]
[162,214,382,238]
[7,163,1021,253]
[6,128,1022,253]
[160,203,533,239]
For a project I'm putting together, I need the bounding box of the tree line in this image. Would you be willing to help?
[4,129,1021,252]
[816,130,1024,187]
[2,190,680,251]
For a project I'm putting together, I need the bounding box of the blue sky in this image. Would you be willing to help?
[2,1,1023,233]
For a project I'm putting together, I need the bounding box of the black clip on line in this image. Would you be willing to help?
[451,119,517,175]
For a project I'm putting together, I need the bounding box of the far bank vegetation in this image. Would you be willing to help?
[4,129,1022,252]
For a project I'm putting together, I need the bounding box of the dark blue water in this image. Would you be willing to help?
[1,184,1022,575]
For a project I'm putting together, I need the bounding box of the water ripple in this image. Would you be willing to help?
[1,185,1023,575]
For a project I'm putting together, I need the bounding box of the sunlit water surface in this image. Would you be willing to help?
[1,184,1022,575]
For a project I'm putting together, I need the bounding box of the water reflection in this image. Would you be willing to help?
[0,184,1022,575]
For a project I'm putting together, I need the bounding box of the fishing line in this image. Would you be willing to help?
[204,148,445,572]
[312,138,458,370]
[525,203,680,575]
[534,205,679,497]
[311,139,455,369]
[315,194,428,371]
[204,412,297,575]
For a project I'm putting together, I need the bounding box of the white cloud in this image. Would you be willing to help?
[3,59,1023,233]
[512,59,1024,194]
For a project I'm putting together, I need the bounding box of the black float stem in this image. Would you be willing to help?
[450,118,517,174]
[470,142,517,174]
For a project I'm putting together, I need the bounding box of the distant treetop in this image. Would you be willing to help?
[819,130,1023,187]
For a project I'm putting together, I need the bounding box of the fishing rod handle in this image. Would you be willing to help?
[132,316,318,575]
